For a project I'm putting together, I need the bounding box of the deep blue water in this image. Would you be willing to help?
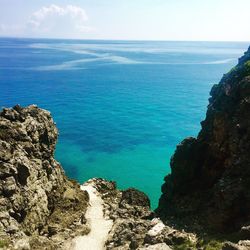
[0,38,248,208]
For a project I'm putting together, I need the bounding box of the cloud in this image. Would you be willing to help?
[26,4,92,37]
[0,4,93,38]
[29,4,88,28]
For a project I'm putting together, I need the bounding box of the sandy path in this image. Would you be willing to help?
[73,183,113,250]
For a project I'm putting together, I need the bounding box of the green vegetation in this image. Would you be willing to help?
[244,60,250,72]
[173,236,224,250]
[201,240,223,250]
[174,240,223,250]
[173,239,196,250]
[0,239,10,248]
[226,60,250,81]
[228,65,238,74]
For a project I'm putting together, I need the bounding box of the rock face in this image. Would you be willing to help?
[157,47,250,232]
[0,105,89,249]
[90,178,196,250]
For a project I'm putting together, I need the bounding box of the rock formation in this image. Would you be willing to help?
[157,46,250,234]
[0,105,89,249]
[86,178,196,250]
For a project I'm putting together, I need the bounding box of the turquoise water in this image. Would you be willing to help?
[0,38,248,208]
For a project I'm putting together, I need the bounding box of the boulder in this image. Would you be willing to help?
[120,188,150,208]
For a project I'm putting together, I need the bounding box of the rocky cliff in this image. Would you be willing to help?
[0,105,89,249]
[157,46,250,233]
[84,178,197,250]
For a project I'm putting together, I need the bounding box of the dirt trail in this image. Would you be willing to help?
[73,184,113,250]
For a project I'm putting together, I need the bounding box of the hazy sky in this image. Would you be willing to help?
[0,0,250,41]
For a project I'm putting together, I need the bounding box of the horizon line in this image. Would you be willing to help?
[0,35,249,43]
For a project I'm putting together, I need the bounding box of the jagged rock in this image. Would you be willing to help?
[147,219,166,237]
[138,243,172,250]
[239,240,250,248]
[157,46,250,233]
[222,242,242,250]
[223,240,250,250]
[239,225,250,240]
[3,176,16,196]
[87,179,196,250]
[120,188,150,208]
[13,237,30,250]
[0,105,89,249]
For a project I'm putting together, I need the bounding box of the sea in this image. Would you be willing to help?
[0,38,248,208]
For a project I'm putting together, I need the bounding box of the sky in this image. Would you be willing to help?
[0,0,250,41]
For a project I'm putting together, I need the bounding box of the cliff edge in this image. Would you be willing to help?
[157,46,250,233]
[0,105,89,249]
